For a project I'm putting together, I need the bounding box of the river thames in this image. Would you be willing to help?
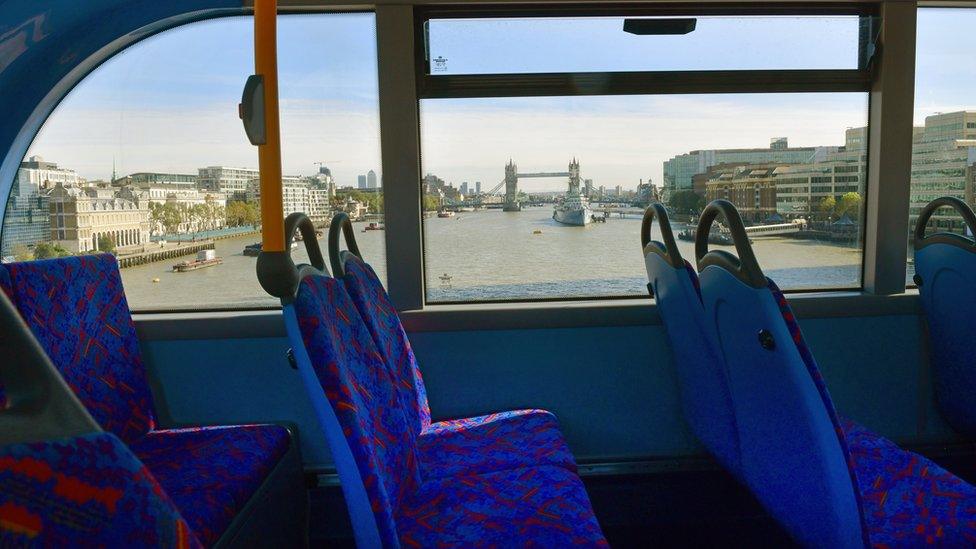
[120,207,863,310]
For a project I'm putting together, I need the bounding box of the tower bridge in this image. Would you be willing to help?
[482,159,581,211]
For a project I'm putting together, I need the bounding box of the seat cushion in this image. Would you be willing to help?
[0,432,200,548]
[419,409,577,479]
[1,255,155,443]
[129,425,290,546]
[842,418,976,547]
[397,465,608,547]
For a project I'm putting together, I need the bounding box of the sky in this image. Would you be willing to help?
[25,9,975,193]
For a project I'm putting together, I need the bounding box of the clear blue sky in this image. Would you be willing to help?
[27,9,974,192]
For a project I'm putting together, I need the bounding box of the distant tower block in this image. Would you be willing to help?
[504,159,521,212]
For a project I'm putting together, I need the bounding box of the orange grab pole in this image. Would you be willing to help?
[254,0,284,252]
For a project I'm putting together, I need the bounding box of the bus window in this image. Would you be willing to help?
[418,12,870,304]
[908,7,976,285]
[1,13,382,311]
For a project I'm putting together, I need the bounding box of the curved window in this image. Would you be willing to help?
[1,13,382,311]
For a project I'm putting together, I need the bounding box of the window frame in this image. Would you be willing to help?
[408,3,886,306]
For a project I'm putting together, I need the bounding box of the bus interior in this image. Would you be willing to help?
[3,0,976,547]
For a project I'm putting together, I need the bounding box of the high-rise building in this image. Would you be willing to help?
[198,166,259,194]
[2,156,82,257]
[367,170,378,189]
[475,181,482,195]
[460,182,469,195]
[663,137,835,199]
[358,174,367,189]
[695,127,867,221]
[909,111,976,231]
[247,176,310,217]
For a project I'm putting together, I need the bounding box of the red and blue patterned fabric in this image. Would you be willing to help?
[0,256,155,443]
[0,256,298,546]
[341,254,578,476]
[418,409,577,478]
[771,280,976,546]
[398,465,608,547]
[293,275,421,546]
[0,432,200,548]
[340,255,431,430]
[293,273,608,546]
[841,418,976,547]
[129,425,291,546]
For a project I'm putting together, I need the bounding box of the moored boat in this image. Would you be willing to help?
[173,249,222,272]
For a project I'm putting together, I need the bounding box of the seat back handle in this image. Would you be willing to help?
[914,196,976,251]
[328,212,363,278]
[641,203,684,269]
[695,199,766,289]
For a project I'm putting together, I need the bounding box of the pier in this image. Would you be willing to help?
[116,241,216,269]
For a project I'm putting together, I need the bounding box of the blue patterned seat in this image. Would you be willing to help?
[285,273,607,547]
[0,255,303,546]
[672,199,976,547]
[769,280,976,547]
[339,253,577,478]
[0,432,201,547]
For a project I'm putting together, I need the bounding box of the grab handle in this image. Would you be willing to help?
[914,196,976,251]
[285,212,327,272]
[641,203,683,268]
[695,199,766,289]
[328,212,363,278]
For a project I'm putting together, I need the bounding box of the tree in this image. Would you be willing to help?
[669,190,705,213]
[160,203,182,234]
[836,192,862,219]
[423,194,441,212]
[149,202,165,236]
[10,244,33,261]
[818,196,837,217]
[33,242,71,260]
[226,200,260,228]
[97,234,116,254]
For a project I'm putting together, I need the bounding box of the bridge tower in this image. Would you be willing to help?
[504,159,521,211]
[568,158,581,194]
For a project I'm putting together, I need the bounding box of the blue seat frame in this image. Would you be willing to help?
[914,196,976,436]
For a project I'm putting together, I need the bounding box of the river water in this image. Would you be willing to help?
[120,208,862,310]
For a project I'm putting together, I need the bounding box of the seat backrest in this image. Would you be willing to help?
[340,252,431,433]
[695,200,866,549]
[913,197,976,436]
[287,274,420,547]
[0,432,200,547]
[641,205,740,476]
[0,255,156,443]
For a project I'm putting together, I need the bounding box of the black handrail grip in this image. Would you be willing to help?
[285,212,327,272]
[695,199,766,289]
[641,203,683,269]
[328,212,363,278]
[914,196,976,251]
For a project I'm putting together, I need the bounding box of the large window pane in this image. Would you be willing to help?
[1,14,384,310]
[420,93,868,303]
[426,15,864,75]
[908,8,976,285]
